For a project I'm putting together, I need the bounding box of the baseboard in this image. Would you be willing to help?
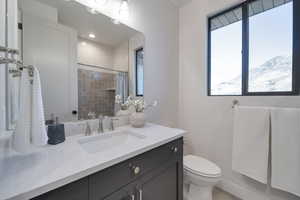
[216,179,267,200]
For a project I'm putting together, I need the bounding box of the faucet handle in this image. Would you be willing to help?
[85,122,92,136]
[98,115,104,134]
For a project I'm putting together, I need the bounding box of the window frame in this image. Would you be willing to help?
[135,47,144,97]
[207,0,300,96]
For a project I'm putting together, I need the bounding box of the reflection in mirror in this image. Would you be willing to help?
[10,0,145,126]
[135,48,144,96]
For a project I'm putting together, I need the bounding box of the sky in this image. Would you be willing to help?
[211,2,293,87]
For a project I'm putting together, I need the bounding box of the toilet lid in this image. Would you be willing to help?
[184,155,221,178]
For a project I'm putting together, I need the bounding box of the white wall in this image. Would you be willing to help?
[78,38,129,72]
[123,0,179,127]
[113,41,129,72]
[179,0,300,200]
[23,13,78,121]
[77,37,114,69]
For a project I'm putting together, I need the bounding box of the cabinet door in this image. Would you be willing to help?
[90,139,183,200]
[139,161,183,200]
[103,182,137,200]
[31,178,89,200]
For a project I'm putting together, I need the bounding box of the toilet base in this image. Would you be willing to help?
[184,183,213,200]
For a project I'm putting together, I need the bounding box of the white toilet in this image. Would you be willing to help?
[183,155,222,200]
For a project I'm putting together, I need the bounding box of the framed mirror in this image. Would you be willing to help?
[6,0,145,127]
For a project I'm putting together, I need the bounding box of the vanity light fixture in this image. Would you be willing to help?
[89,33,96,38]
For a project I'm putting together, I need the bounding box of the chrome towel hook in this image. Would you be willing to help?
[232,99,239,108]
[0,45,20,55]
[0,45,34,78]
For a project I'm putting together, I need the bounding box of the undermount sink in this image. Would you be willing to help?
[78,130,146,154]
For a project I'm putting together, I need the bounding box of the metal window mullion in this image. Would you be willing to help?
[293,0,300,94]
[207,18,212,96]
[242,3,249,96]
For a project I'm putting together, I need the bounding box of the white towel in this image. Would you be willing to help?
[271,108,300,197]
[31,67,47,146]
[13,69,32,153]
[232,106,270,184]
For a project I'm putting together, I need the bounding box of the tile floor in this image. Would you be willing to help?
[213,188,241,200]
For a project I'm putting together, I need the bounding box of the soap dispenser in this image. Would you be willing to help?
[47,117,66,145]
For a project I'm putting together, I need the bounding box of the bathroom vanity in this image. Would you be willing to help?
[0,124,184,200]
[32,138,183,200]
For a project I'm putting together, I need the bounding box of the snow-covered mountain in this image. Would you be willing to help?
[212,55,292,95]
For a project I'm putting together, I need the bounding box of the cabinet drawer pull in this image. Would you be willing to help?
[172,147,178,153]
[129,164,141,175]
[131,194,135,200]
[139,189,143,200]
[134,166,140,175]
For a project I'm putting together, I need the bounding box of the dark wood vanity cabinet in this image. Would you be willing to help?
[31,178,89,200]
[138,162,181,200]
[32,138,183,200]
[103,158,182,200]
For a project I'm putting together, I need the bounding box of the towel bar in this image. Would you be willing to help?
[0,45,19,55]
[0,57,34,77]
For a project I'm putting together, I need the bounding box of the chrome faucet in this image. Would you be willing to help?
[98,115,104,134]
[109,118,119,131]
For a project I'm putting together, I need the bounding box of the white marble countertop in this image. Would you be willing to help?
[0,123,185,200]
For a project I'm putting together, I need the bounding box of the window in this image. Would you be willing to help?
[135,48,144,96]
[208,0,300,96]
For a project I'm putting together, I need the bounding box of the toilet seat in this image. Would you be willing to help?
[184,155,221,178]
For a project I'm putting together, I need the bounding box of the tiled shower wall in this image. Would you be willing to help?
[78,69,116,119]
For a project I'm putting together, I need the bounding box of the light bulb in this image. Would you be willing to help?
[120,0,129,10]
[119,0,129,19]
[95,0,107,6]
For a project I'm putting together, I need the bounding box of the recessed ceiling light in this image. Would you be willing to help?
[89,33,96,39]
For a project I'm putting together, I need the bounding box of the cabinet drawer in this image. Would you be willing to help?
[89,138,183,200]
